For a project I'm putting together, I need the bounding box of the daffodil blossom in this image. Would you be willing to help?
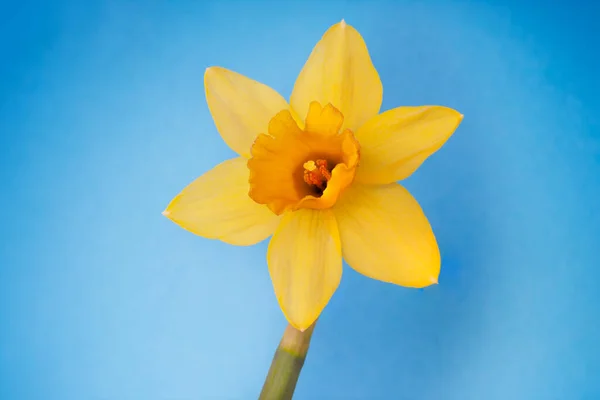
[163,21,463,331]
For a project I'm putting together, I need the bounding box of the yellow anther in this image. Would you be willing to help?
[303,160,317,171]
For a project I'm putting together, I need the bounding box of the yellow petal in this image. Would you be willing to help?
[355,106,463,184]
[163,157,280,246]
[290,21,383,132]
[267,209,342,330]
[333,183,440,288]
[205,67,290,158]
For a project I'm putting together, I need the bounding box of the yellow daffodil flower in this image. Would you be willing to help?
[163,21,463,331]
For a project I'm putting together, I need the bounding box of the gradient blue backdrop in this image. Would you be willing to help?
[1,1,599,399]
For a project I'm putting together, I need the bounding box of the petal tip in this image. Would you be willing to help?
[204,66,221,79]
[204,67,215,85]
[286,318,310,332]
[161,209,171,217]
[340,19,346,27]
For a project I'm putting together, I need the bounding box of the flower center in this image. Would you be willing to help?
[247,102,360,215]
[303,159,331,193]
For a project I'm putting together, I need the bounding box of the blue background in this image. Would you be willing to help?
[1,0,599,399]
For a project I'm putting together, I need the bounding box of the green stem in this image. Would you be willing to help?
[259,322,316,400]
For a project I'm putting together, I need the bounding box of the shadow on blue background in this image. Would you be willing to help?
[1,1,599,399]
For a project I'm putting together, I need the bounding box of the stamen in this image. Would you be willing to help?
[303,159,331,191]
